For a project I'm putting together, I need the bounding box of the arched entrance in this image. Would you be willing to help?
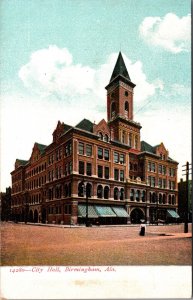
[34,209,38,223]
[130,208,145,224]
[42,208,47,223]
[29,210,34,222]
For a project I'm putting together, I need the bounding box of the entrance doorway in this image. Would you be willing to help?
[130,208,144,224]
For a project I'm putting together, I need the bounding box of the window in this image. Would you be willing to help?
[114,169,119,181]
[114,188,119,200]
[65,142,72,156]
[125,91,128,97]
[158,178,162,188]
[129,133,132,147]
[142,191,145,202]
[122,131,126,143]
[98,147,103,159]
[98,165,103,178]
[158,165,162,174]
[120,188,124,200]
[68,161,72,174]
[120,170,124,182]
[114,152,119,163]
[111,102,116,118]
[104,186,109,199]
[136,190,140,201]
[134,136,138,149]
[105,167,109,179]
[78,142,84,155]
[104,134,109,142]
[79,161,84,175]
[86,144,92,156]
[120,154,125,164]
[98,132,103,140]
[104,149,109,161]
[87,163,92,176]
[78,182,84,197]
[86,183,92,198]
[97,185,103,198]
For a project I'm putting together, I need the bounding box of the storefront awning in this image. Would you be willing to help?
[78,205,98,218]
[112,206,129,217]
[94,206,116,217]
[167,209,180,218]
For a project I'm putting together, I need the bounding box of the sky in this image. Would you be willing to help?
[0,0,191,192]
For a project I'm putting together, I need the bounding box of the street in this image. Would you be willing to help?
[1,222,191,266]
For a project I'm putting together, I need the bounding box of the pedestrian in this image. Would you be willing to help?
[139,223,146,236]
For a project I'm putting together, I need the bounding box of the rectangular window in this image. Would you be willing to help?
[68,161,72,174]
[105,167,109,179]
[79,142,84,155]
[152,163,156,172]
[86,144,92,156]
[163,179,166,188]
[151,177,155,187]
[98,147,103,159]
[120,154,125,164]
[98,165,103,178]
[163,166,166,175]
[148,162,151,172]
[79,161,84,175]
[104,149,109,161]
[120,170,124,181]
[114,169,119,181]
[65,142,72,156]
[158,178,162,188]
[114,152,119,163]
[158,165,162,174]
[87,163,92,176]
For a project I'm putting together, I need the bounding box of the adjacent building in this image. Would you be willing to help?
[10,52,179,225]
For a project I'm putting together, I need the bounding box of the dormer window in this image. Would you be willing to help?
[104,134,109,142]
[98,132,103,140]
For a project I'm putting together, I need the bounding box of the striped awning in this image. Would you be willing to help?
[167,209,180,218]
[78,205,98,218]
[112,206,129,217]
[94,206,116,217]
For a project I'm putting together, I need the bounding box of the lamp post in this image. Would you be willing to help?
[80,180,89,227]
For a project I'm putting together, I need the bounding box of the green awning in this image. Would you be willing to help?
[78,205,98,218]
[112,206,129,217]
[94,206,116,217]
[167,209,180,218]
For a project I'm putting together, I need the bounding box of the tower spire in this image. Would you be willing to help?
[109,52,131,83]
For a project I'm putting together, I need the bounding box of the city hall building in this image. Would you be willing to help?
[10,52,179,225]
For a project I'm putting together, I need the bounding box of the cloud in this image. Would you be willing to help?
[139,13,191,53]
[18,46,162,108]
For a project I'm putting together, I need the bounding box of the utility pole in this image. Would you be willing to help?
[182,162,192,233]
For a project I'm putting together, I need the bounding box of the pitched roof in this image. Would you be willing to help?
[75,119,94,133]
[141,141,156,154]
[16,159,28,166]
[35,143,47,154]
[110,52,131,83]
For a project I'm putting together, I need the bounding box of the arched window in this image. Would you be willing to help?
[168,195,172,204]
[129,133,132,147]
[142,191,145,202]
[159,193,163,204]
[172,195,175,205]
[152,193,156,203]
[134,136,138,149]
[124,101,129,118]
[98,132,103,140]
[120,188,124,200]
[68,183,72,197]
[111,102,116,118]
[97,185,103,199]
[104,186,109,199]
[114,187,119,200]
[122,131,126,144]
[86,183,92,198]
[78,182,84,197]
[136,190,140,201]
[130,189,134,201]
[64,184,68,197]
[163,194,166,204]
[104,134,109,142]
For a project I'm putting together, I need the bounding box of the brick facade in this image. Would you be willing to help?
[10,52,179,225]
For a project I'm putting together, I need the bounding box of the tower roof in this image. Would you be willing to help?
[110,52,131,83]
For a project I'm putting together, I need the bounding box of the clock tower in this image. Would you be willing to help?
[105,52,141,150]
